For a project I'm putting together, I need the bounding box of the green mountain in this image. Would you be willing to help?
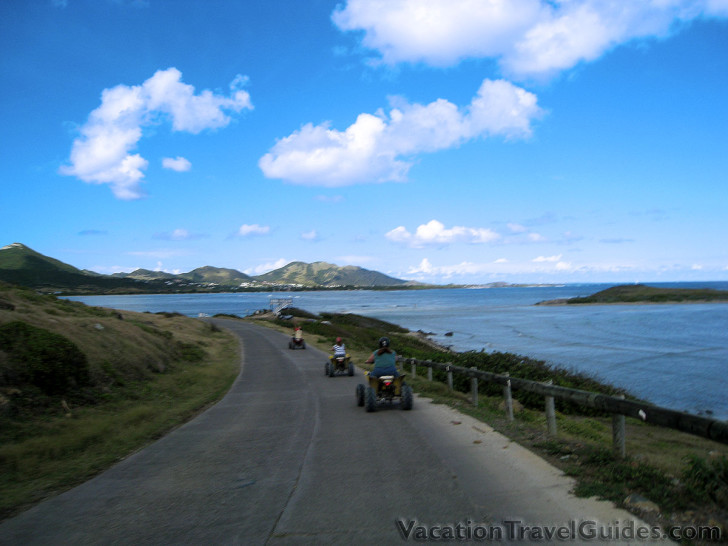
[179,266,253,285]
[255,261,410,287]
[0,243,176,293]
[112,269,177,281]
[0,244,414,293]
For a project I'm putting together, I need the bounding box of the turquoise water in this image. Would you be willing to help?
[68,283,728,419]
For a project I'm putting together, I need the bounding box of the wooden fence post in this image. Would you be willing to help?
[411,359,416,378]
[545,380,557,436]
[470,367,478,406]
[503,372,514,421]
[427,365,433,381]
[613,394,626,458]
[447,365,453,391]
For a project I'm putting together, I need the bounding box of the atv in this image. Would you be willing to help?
[325,354,354,377]
[288,337,306,350]
[356,373,413,412]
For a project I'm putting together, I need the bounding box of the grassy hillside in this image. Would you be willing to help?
[0,282,240,520]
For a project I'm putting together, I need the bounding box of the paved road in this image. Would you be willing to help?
[0,320,666,545]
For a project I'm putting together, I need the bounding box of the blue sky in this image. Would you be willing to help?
[2,0,727,284]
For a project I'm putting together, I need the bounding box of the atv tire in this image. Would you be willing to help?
[364,386,377,412]
[348,362,355,376]
[401,384,413,410]
[356,384,365,406]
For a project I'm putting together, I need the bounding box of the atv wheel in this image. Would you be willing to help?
[401,384,413,410]
[364,386,377,412]
[302,341,306,349]
[288,341,294,349]
[325,362,331,376]
[328,363,335,377]
[356,384,365,406]
[348,362,355,376]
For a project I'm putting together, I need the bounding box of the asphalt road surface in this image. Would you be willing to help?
[0,320,667,545]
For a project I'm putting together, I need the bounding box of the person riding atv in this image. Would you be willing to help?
[365,336,398,377]
[288,326,306,350]
[326,337,354,376]
[356,337,412,411]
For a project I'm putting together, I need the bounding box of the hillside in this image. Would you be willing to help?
[254,260,410,287]
[0,243,161,293]
[0,281,240,518]
[0,243,416,293]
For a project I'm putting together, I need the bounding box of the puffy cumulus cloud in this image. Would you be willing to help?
[333,0,728,79]
[259,79,541,186]
[60,68,252,200]
[162,156,191,172]
[387,219,500,248]
[238,224,270,237]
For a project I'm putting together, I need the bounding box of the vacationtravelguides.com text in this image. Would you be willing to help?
[396,518,721,542]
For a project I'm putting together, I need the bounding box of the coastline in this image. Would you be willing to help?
[536,298,728,306]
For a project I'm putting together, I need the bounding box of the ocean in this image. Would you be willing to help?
[67,282,728,420]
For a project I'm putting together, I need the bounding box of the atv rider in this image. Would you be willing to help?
[365,336,399,377]
[293,326,303,341]
[332,337,346,358]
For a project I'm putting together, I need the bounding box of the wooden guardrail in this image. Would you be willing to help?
[397,356,728,455]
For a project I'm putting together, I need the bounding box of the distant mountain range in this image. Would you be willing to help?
[0,243,418,294]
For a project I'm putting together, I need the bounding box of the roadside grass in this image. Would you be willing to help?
[250,309,728,541]
[0,285,240,521]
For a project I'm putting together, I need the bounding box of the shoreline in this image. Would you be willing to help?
[536,298,728,306]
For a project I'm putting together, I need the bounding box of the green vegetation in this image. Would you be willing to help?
[0,321,90,395]
[557,284,728,304]
[0,282,239,520]
[254,308,728,539]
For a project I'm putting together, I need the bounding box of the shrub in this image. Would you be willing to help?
[0,321,89,395]
[683,454,728,506]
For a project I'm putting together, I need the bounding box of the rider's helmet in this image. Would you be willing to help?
[378,336,390,348]
[336,337,342,343]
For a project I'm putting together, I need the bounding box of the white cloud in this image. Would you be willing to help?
[244,258,289,276]
[387,219,500,248]
[162,156,191,172]
[532,254,562,262]
[332,0,728,79]
[60,68,252,200]
[238,224,270,237]
[153,228,206,241]
[259,79,541,186]
[507,223,527,233]
[300,229,319,241]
